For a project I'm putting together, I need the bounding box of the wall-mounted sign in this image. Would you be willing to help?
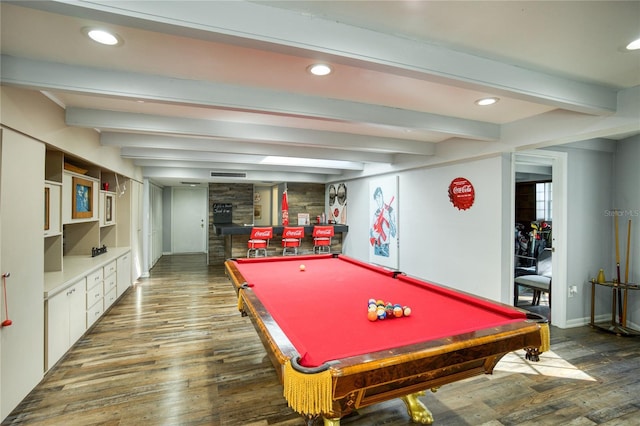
[448,177,475,210]
[213,202,233,223]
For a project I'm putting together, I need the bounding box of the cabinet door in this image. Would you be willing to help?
[104,287,117,310]
[86,300,104,328]
[68,280,86,344]
[46,291,70,371]
[45,279,85,371]
[117,252,132,297]
[103,273,117,306]
[0,129,45,418]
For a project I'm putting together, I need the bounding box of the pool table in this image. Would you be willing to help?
[225,254,549,425]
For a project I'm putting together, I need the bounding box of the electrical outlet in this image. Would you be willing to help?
[568,285,578,297]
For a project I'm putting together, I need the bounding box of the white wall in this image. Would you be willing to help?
[341,141,640,328]
[342,156,506,302]
[545,142,616,325]
[614,135,640,327]
[0,87,140,182]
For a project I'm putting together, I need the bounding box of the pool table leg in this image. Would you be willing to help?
[400,391,434,424]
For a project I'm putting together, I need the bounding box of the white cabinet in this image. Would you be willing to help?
[99,191,116,227]
[1,128,46,419]
[103,260,118,310]
[85,268,104,328]
[62,172,99,224]
[44,181,62,237]
[117,252,132,297]
[46,278,86,371]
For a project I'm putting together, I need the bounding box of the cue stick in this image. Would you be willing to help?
[614,213,622,323]
[622,219,631,327]
[625,219,631,284]
[613,210,622,323]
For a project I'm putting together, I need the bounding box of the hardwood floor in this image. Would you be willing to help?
[4,254,640,426]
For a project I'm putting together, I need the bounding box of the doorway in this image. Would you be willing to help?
[171,187,208,254]
[513,151,567,327]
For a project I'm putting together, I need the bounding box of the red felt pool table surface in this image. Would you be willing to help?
[229,254,527,368]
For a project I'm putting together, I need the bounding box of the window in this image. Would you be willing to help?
[536,182,552,221]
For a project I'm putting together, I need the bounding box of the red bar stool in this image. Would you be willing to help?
[312,225,334,254]
[247,227,273,257]
[281,226,304,256]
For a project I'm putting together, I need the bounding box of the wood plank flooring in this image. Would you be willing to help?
[4,254,640,426]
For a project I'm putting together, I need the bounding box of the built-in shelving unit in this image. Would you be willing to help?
[43,150,133,371]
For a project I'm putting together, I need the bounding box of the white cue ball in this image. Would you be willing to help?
[299,264,306,271]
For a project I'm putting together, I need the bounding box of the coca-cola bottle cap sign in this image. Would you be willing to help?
[448,177,475,210]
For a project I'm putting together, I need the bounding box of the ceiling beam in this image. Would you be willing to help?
[0,55,495,141]
[132,159,347,176]
[142,166,328,185]
[66,107,436,155]
[120,147,364,171]
[101,133,394,164]
[24,0,618,115]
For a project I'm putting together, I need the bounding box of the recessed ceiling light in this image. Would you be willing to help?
[475,97,499,106]
[83,27,122,46]
[308,64,332,76]
[626,37,640,50]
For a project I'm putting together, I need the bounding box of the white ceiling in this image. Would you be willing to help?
[1,1,639,186]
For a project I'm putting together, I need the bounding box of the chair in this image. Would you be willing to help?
[312,225,334,254]
[514,239,551,307]
[247,227,273,257]
[281,227,304,255]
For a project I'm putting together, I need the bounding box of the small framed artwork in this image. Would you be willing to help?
[44,187,50,230]
[105,193,113,223]
[297,213,310,225]
[72,176,93,219]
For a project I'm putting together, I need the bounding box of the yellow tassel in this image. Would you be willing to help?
[538,322,550,353]
[283,359,333,416]
[237,289,244,312]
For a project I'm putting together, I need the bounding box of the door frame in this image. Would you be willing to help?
[512,150,568,328]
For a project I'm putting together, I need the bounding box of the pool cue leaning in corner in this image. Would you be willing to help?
[614,214,622,323]
[624,219,631,284]
[622,219,632,326]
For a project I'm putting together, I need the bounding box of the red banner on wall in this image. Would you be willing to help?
[282,190,289,225]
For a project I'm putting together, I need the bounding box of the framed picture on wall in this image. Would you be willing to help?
[72,176,93,219]
[369,176,399,269]
[105,193,113,223]
[327,182,347,224]
[44,187,50,230]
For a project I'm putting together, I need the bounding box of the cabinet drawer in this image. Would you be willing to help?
[104,287,117,310]
[86,269,103,290]
[86,303,104,328]
[104,274,117,294]
[86,283,104,308]
[103,260,117,278]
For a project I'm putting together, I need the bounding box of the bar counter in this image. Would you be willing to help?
[213,223,349,235]
[211,223,349,263]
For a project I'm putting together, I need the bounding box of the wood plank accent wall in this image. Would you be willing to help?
[208,182,343,264]
[285,182,326,223]
[208,183,253,264]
